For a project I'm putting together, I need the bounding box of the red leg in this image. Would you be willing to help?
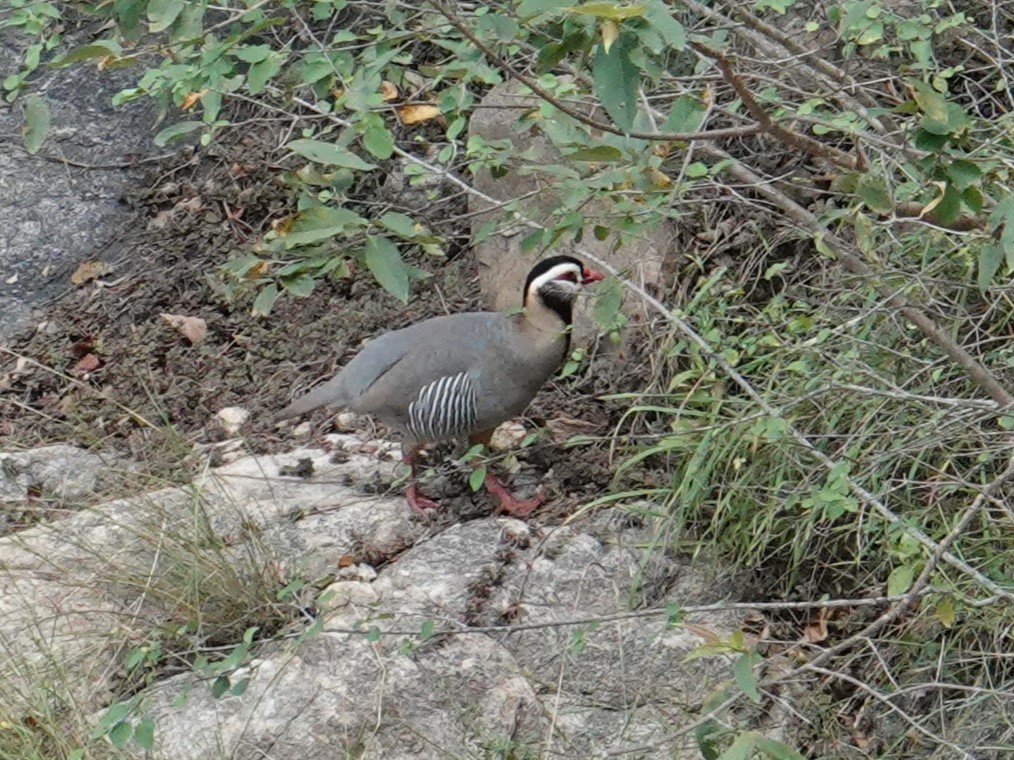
[467,429,543,517]
[483,471,543,518]
[402,444,440,514]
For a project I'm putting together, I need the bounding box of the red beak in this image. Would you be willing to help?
[581,267,606,284]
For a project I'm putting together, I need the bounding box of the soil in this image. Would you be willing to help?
[0,126,640,522]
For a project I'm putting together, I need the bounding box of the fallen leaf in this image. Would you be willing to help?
[379,80,399,101]
[546,416,601,443]
[160,313,208,345]
[70,260,108,285]
[338,555,356,568]
[803,608,828,643]
[72,353,101,374]
[270,215,294,235]
[0,357,32,391]
[396,104,442,125]
[181,90,205,110]
[176,197,203,213]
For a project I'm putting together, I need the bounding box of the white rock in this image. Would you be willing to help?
[489,420,526,451]
[215,406,249,435]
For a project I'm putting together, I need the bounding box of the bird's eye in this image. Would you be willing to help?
[556,270,579,283]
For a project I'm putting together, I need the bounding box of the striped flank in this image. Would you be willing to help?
[407,372,478,441]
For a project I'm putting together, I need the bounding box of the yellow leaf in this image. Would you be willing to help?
[379,80,399,101]
[936,597,956,628]
[397,104,442,125]
[181,90,205,110]
[647,167,672,188]
[919,181,947,218]
[601,19,620,53]
[570,2,647,20]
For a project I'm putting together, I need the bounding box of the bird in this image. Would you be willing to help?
[274,254,605,516]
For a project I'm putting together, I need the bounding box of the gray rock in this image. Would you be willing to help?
[0,28,162,341]
[0,440,752,758]
[0,443,110,504]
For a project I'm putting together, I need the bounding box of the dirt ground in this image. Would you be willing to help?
[1,128,640,524]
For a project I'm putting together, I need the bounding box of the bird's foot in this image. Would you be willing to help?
[484,473,543,518]
[405,482,441,515]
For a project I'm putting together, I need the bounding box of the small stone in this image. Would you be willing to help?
[334,412,359,432]
[489,421,526,451]
[216,406,249,435]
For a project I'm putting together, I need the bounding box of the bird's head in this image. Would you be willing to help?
[523,256,605,323]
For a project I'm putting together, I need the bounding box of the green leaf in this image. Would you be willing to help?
[364,237,410,303]
[247,52,285,95]
[21,94,50,155]
[233,44,271,63]
[50,41,123,67]
[518,0,578,19]
[911,81,967,135]
[133,718,155,750]
[977,243,1004,291]
[569,2,646,20]
[755,737,805,760]
[962,186,984,213]
[251,283,279,317]
[286,206,362,246]
[733,653,761,703]
[109,721,133,746]
[754,0,797,13]
[695,721,723,760]
[211,675,230,699]
[887,564,915,596]
[469,465,487,492]
[378,211,417,238]
[287,139,377,170]
[230,677,250,696]
[564,145,624,162]
[147,0,185,32]
[645,1,686,49]
[989,194,1014,256]
[592,33,638,132]
[365,626,381,642]
[717,732,757,760]
[912,127,948,151]
[282,274,315,298]
[685,162,709,178]
[932,183,962,226]
[857,173,892,213]
[664,95,705,132]
[68,751,85,760]
[946,160,981,190]
[419,619,435,639]
[593,276,623,327]
[154,121,203,147]
[362,123,394,159]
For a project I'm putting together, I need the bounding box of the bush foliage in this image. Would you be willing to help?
[7,0,1014,757]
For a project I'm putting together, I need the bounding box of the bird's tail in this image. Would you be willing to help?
[273,374,349,423]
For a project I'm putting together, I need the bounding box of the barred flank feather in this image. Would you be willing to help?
[407,372,478,441]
